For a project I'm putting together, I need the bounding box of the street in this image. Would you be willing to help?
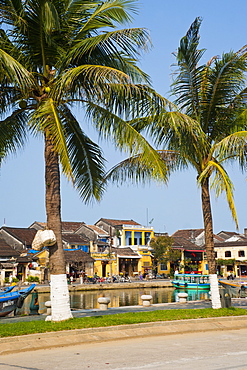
[1,328,247,370]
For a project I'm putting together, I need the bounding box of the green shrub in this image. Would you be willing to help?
[4,277,9,283]
[26,276,40,283]
[12,277,19,283]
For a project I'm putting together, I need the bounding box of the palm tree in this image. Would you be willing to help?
[105,18,247,308]
[0,0,169,320]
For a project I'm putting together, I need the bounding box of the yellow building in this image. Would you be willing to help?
[94,219,155,277]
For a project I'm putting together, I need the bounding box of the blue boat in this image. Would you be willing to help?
[0,284,36,317]
[0,285,16,295]
[172,274,210,290]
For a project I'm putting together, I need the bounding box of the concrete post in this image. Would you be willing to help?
[141,294,153,306]
[177,292,188,303]
[98,297,110,310]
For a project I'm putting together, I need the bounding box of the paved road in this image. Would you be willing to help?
[1,328,247,370]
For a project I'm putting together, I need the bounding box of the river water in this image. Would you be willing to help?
[20,287,210,315]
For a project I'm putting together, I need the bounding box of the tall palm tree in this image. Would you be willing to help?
[0,0,169,320]
[105,18,247,308]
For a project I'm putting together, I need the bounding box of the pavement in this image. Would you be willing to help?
[1,298,247,355]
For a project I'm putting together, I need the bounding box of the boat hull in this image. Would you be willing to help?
[172,274,210,290]
[0,284,36,317]
[172,282,210,290]
[219,279,247,298]
[0,298,18,317]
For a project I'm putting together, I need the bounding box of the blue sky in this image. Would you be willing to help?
[1,0,247,235]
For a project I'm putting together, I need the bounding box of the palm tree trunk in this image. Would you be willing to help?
[201,177,221,309]
[45,134,72,321]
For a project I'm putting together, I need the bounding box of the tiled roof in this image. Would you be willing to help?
[214,240,247,247]
[30,221,85,233]
[62,233,90,245]
[61,222,85,232]
[1,227,37,247]
[172,236,205,251]
[16,255,34,263]
[218,231,240,239]
[64,250,94,263]
[0,238,20,257]
[86,225,109,235]
[214,235,225,242]
[97,218,141,227]
[0,262,15,268]
[112,247,140,257]
[172,229,204,239]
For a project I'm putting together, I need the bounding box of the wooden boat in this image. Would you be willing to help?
[0,285,16,295]
[172,274,210,290]
[0,284,36,317]
[219,279,247,297]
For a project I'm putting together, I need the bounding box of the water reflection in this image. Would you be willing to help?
[18,287,210,315]
[173,289,210,302]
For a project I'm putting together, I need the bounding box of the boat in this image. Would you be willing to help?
[172,274,210,290]
[218,279,247,298]
[0,284,36,317]
[0,285,16,295]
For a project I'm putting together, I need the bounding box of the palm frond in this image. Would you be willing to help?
[86,102,169,181]
[214,128,247,168]
[59,105,106,201]
[105,149,181,185]
[0,109,28,161]
[53,64,131,102]
[172,17,205,116]
[198,160,238,229]
[0,49,35,94]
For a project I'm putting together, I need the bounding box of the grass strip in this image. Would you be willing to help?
[0,307,247,338]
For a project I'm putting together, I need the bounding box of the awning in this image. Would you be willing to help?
[185,250,205,252]
[0,263,15,269]
[117,255,140,259]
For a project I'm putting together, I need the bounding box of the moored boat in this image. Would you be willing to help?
[172,273,210,290]
[0,284,36,317]
[219,279,247,297]
[0,285,16,295]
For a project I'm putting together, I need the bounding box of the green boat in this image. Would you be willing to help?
[172,274,210,290]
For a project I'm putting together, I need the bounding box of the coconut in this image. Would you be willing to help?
[19,100,27,109]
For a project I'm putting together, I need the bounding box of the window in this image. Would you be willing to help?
[225,251,231,257]
[143,262,150,267]
[215,252,217,258]
[239,250,245,257]
[160,263,167,271]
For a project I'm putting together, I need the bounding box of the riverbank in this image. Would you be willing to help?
[35,279,173,293]
[1,306,247,355]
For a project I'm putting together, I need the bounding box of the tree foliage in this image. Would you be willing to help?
[105,18,247,275]
[150,236,181,269]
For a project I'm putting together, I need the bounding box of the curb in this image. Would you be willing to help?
[1,315,247,355]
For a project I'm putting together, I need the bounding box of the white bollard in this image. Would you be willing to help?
[45,300,51,315]
[98,297,110,310]
[141,294,153,306]
[177,292,188,303]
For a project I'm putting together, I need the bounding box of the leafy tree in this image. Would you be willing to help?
[150,235,180,273]
[105,18,247,308]
[0,0,168,320]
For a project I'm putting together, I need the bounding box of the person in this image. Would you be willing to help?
[139,273,143,281]
[174,269,179,275]
[70,275,73,284]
